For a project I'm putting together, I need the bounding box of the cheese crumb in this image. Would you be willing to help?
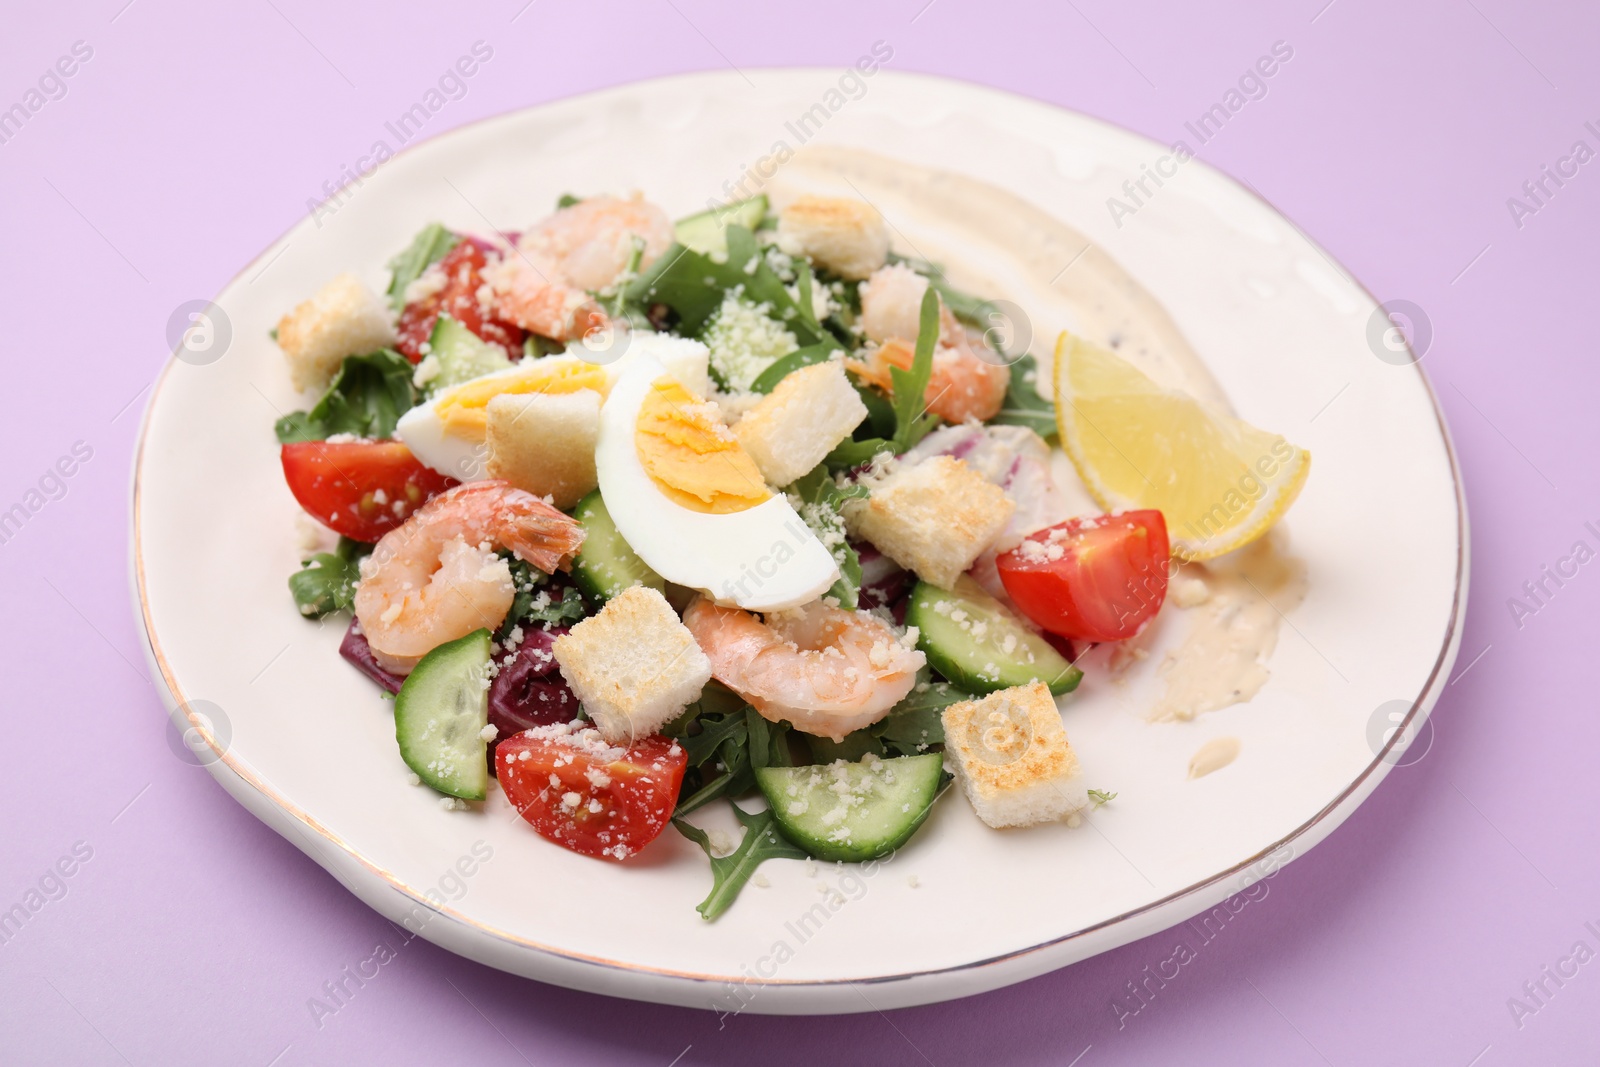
[703,289,798,390]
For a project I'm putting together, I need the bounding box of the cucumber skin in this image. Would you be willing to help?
[571,491,665,602]
[394,628,491,800]
[674,196,769,255]
[756,755,945,863]
[906,581,1083,697]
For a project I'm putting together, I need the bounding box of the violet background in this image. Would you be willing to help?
[2,0,1596,1063]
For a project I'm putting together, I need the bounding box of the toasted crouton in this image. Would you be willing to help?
[553,586,712,745]
[275,274,397,393]
[942,681,1087,829]
[734,362,867,486]
[776,196,891,280]
[485,390,601,509]
[843,455,1014,589]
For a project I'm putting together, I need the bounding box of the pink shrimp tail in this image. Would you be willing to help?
[501,504,585,573]
[483,481,584,573]
[433,480,585,573]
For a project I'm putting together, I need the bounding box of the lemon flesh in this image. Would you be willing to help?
[1053,332,1309,560]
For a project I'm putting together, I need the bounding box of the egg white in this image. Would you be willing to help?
[595,355,839,612]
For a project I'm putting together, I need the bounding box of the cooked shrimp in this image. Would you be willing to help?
[859,262,936,345]
[683,597,925,741]
[848,336,1011,424]
[525,194,674,291]
[354,481,584,675]
[487,195,673,342]
[852,263,1011,423]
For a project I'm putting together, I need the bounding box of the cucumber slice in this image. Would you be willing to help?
[674,196,769,255]
[906,576,1082,696]
[571,491,665,602]
[426,314,510,392]
[756,754,944,862]
[394,628,492,800]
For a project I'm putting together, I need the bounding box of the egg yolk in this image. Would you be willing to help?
[436,359,609,436]
[635,376,769,514]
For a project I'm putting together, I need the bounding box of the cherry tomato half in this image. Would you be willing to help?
[395,241,524,362]
[496,727,687,861]
[281,440,456,543]
[996,510,1171,643]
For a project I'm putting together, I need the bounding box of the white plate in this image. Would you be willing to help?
[130,70,1465,1014]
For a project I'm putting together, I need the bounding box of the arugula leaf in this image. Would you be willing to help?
[288,537,370,618]
[675,775,729,818]
[496,558,588,641]
[385,223,459,313]
[531,585,587,626]
[747,341,842,394]
[675,802,808,920]
[1089,789,1118,807]
[804,729,886,764]
[824,437,895,472]
[596,236,648,324]
[874,676,972,755]
[854,380,896,439]
[556,193,582,209]
[624,228,826,345]
[674,732,755,818]
[662,682,748,736]
[788,464,868,609]
[274,350,416,443]
[888,289,941,452]
[524,334,565,359]
[679,712,749,770]
[990,352,1059,442]
[497,557,540,642]
[746,707,772,772]
[794,258,815,323]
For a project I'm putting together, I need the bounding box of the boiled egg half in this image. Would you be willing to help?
[595,355,838,611]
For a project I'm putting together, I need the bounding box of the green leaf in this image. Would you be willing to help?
[385,223,459,313]
[288,537,370,618]
[874,676,972,755]
[1089,788,1117,807]
[746,707,772,772]
[532,586,587,626]
[678,712,749,770]
[274,350,416,443]
[524,334,565,359]
[556,193,582,209]
[990,352,1059,442]
[624,231,825,346]
[494,559,587,641]
[794,258,815,324]
[673,771,736,819]
[675,802,807,921]
[889,289,941,453]
[747,341,842,394]
[788,464,868,609]
[724,224,759,272]
[764,719,795,768]
[824,437,894,472]
[596,236,648,323]
[854,380,896,439]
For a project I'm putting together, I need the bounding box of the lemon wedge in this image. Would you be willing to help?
[1053,331,1309,560]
